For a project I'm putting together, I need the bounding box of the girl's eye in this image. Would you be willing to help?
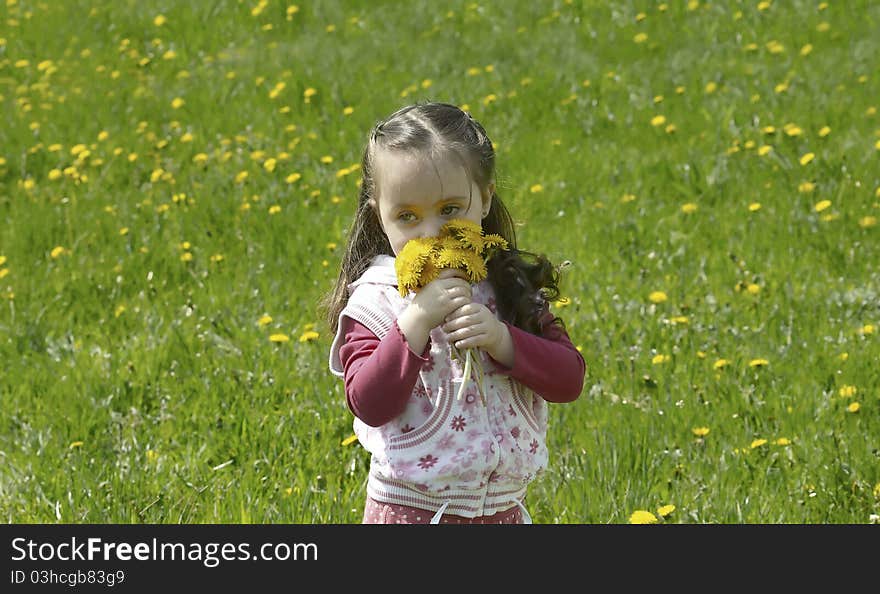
[440,205,460,216]
[397,212,416,223]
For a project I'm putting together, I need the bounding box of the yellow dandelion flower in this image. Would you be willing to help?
[648,291,668,303]
[859,324,875,335]
[692,427,710,437]
[269,333,290,343]
[750,438,768,449]
[818,126,831,137]
[153,15,167,26]
[50,246,67,259]
[749,358,769,367]
[171,97,185,109]
[799,181,816,193]
[799,152,815,166]
[859,216,877,228]
[341,434,358,446]
[69,441,84,449]
[530,184,543,193]
[775,438,791,446]
[757,145,772,156]
[652,354,670,365]
[814,200,831,212]
[633,32,648,43]
[629,510,658,524]
[713,359,730,370]
[299,330,320,343]
[657,504,675,517]
[748,202,762,212]
[838,385,857,398]
[847,402,860,413]
[651,115,666,127]
[681,203,698,214]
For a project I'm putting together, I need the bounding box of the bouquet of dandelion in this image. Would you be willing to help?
[395,219,508,405]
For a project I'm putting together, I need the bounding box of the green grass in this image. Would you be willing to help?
[1,0,878,523]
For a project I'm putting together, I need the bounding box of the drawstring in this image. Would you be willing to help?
[513,498,533,524]
[429,499,533,524]
[430,501,451,524]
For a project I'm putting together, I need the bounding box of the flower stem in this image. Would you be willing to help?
[456,348,472,401]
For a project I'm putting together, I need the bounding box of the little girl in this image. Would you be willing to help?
[323,102,585,524]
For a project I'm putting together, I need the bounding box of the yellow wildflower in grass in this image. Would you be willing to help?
[657,505,675,517]
[652,354,670,365]
[258,315,272,327]
[838,385,857,398]
[750,438,768,449]
[748,202,762,212]
[269,333,290,343]
[648,291,667,303]
[749,358,769,368]
[299,330,320,343]
[819,126,831,137]
[859,216,877,228]
[692,427,710,437]
[146,449,158,462]
[813,200,831,212]
[395,219,508,404]
[757,145,772,156]
[799,181,816,193]
[651,115,666,127]
[341,434,358,446]
[629,510,658,524]
[713,358,729,370]
[799,152,815,166]
[529,184,543,193]
[847,402,860,413]
[775,438,791,446]
[859,324,874,335]
[69,441,84,449]
[50,246,67,259]
[681,203,698,214]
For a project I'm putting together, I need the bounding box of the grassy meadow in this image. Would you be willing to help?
[1,0,879,524]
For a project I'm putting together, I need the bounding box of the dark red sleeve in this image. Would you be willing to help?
[488,310,586,403]
[337,317,430,427]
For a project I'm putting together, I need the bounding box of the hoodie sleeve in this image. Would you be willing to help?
[487,309,585,403]
[337,317,431,427]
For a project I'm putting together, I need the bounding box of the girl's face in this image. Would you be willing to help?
[370,149,493,255]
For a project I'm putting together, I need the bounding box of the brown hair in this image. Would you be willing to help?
[319,101,563,335]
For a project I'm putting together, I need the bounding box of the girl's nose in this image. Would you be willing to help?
[420,220,444,238]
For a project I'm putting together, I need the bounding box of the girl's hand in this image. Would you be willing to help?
[397,270,472,353]
[442,303,511,362]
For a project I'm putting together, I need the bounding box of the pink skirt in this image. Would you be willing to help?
[362,497,524,524]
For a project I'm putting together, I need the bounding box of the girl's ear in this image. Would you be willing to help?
[481,182,495,218]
